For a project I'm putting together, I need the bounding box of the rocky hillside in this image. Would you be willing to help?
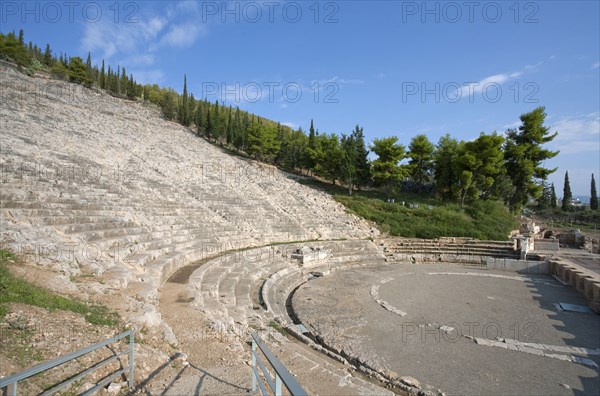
[0,65,377,336]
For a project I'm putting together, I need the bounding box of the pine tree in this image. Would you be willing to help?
[550,183,557,208]
[408,134,435,192]
[0,31,30,66]
[562,171,572,211]
[537,182,551,209]
[43,44,52,66]
[67,56,93,86]
[591,174,598,210]
[370,137,408,197]
[505,107,559,212]
[433,134,460,201]
[452,133,505,206]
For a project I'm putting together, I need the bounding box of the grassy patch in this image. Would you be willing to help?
[297,177,518,240]
[1,324,44,366]
[0,250,118,326]
[268,321,287,336]
[335,195,517,240]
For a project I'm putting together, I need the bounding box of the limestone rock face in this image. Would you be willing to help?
[0,66,377,328]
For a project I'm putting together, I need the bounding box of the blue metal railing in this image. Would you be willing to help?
[251,332,307,396]
[0,330,134,396]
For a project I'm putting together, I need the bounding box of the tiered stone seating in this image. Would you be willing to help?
[379,237,518,265]
[187,240,387,332]
[184,240,393,393]
[0,66,377,330]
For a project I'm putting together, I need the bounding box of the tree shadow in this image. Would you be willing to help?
[133,352,250,395]
[520,272,600,395]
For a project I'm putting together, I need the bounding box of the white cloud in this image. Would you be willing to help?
[461,62,542,95]
[81,16,167,62]
[282,122,298,129]
[550,112,600,154]
[80,3,204,72]
[592,61,600,69]
[159,23,205,48]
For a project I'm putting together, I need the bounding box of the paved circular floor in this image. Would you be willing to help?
[293,263,600,395]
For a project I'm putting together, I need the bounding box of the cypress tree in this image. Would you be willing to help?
[213,101,221,139]
[226,106,233,144]
[562,171,572,211]
[206,104,213,139]
[352,125,371,189]
[99,60,105,89]
[550,183,557,208]
[179,74,189,126]
[309,119,316,149]
[233,107,243,149]
[117,65,121,95]
[195,101,204,133]
[85,51,93,81]
[42,44,52,66]
[591,174,598,210]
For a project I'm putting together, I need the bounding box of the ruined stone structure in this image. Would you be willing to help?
[2,67,598,395]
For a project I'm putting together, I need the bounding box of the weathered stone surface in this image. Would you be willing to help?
[0,66,377,329]
[400,376,421,388]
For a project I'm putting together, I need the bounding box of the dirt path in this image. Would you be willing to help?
[152,258,251,395]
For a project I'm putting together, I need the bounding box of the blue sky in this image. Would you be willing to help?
[3,0,599,196]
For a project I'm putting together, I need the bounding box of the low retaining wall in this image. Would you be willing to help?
[533,239,560,252]
[389,252,488,266]
[549,260,600,307]
[486,258,549,274]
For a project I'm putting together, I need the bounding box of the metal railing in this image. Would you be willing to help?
[251,332,307,396]
[0,330,134,396]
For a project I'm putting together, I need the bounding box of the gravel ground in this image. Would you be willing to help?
[293,263,600,395]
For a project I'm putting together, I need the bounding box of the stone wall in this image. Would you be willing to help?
[533,239,560,252]
[485,258,550,274]
[549,259,600,313]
